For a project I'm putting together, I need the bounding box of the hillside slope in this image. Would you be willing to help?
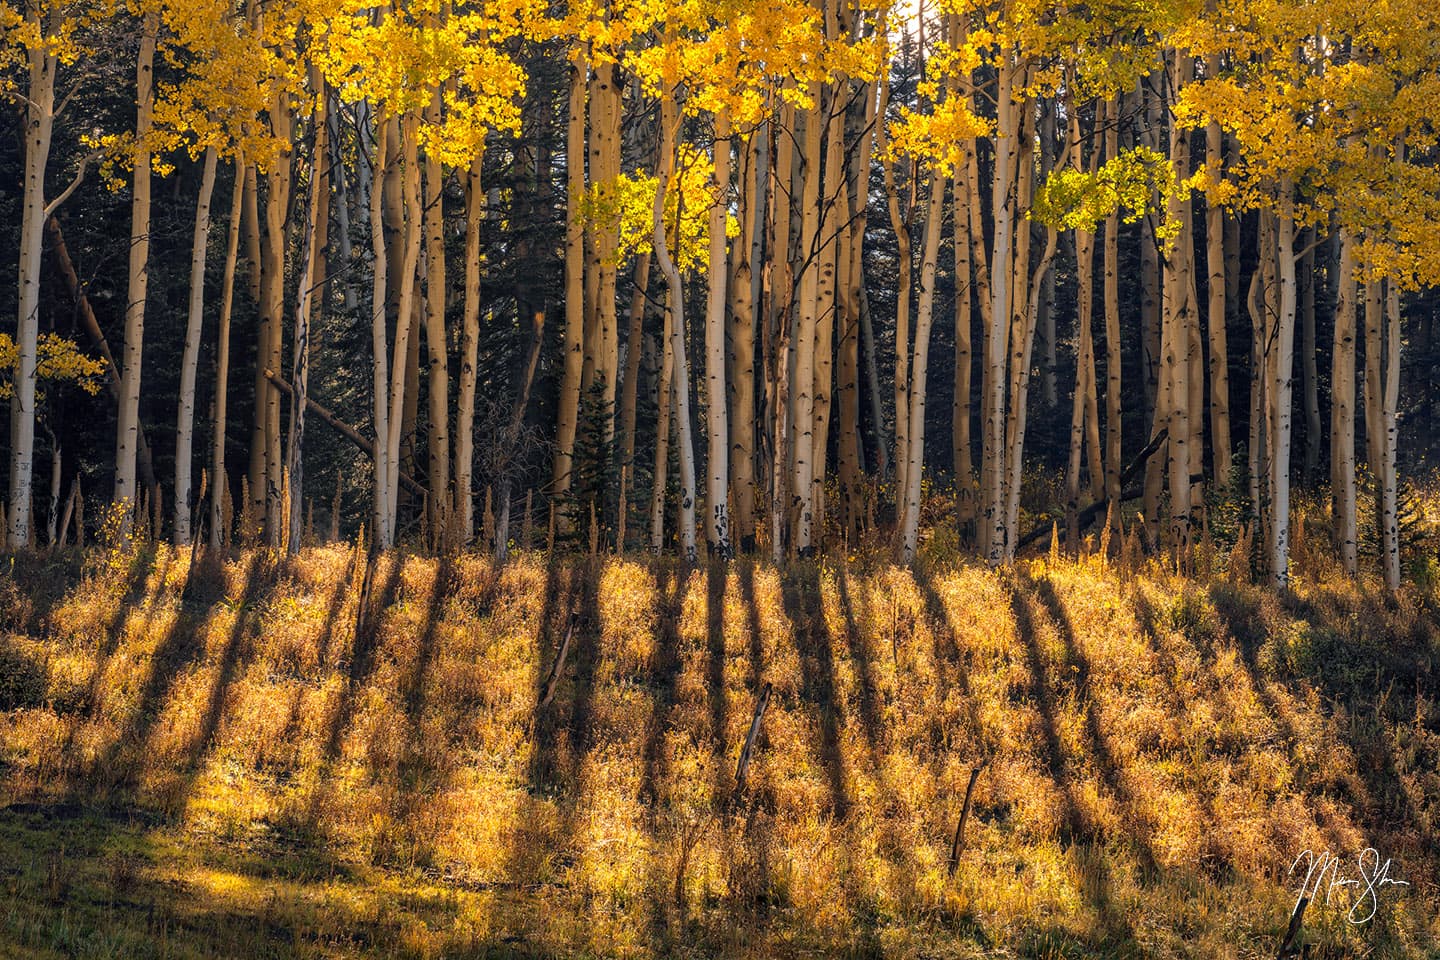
[1,544,1436,958]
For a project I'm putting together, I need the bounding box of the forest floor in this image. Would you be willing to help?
[0,531,1437,959]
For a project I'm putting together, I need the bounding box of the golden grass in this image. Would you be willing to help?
[0,540,1436,958]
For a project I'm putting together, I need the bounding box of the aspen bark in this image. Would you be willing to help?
[211,155,245,550]
[8,22,56,549]
[899,167,946,562]
[1268,189,1297,586]
[1297,234,1318,484]
[1162,52,1196,554]
[1204,78,1232,483]
[553,52,587,504]
[653,96,698,561]
[650,299,674,553]
[705,111,732,557]
[286,82,328,555]
[456,151,485,544]
[369,110,393,547]
[791,98,824,555]
[728,130,759,552]
[620,253,652,475]
[1102,100,1122,523]
[1330,225,1358,573]
[952,163,973,498]
[879,75,912,498]
[114,13,158,534]
[384,115,423,532]
[980,60,1018,562]
[422,86,450,539]
[1380,277,1402,591]
[174,145,218,546]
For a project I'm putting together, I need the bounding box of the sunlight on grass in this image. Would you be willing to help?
[0,531,1436,958]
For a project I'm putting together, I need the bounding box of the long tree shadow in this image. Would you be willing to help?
[162,552,282,810]
[1214,582,1431,865]
[73,552,267,808]
[1005,572,1136,946]
[74,547,168,723]
[1128,586,1233,876]
[834,566,883,755]
[779,560,848,821]
[483,555,599,950]
[737,559,767,690]
[638,559,686,810]
[393,556,453,839]
[1027,570,1160,882]
[910,563,987,750]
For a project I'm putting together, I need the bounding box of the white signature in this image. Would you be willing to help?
[1290,848,1410,924]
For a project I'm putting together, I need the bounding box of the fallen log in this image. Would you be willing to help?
[1016,428,1168,551]
[262,369,424,497]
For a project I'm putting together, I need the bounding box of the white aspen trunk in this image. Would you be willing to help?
[650,301,674,553]
[1068,222,1095,541]
[262,94,293,544]
[211,154,245,550]
[767,98,795,561]
[595,62,622,444]
[809,81,844,542]
[369,111,393,547]
[422,85,450,540]
[653,97,698,561]
[791,99,823,555]
[456,151,485,544]
[8,31,56,549]
[1301,236,1319,483]
[900,166,946,562]
[879,77,912,498]
[620,253,652,474]
[1163,52,1195,553]
[705,110,732,557]
[728,131,759,551]
[1381,278,1402,591]
[1204,76,1231,483]
[384,114,423,532]
[952,163,973,491]
[286,84,328,555]
[114,13,158,534]
[174,146,218,546]
[1330,225,1358,574]
[1102,99,1122,520]
[981,61,1016,562]
[553,51,587,504]
[1268,190,1297,586]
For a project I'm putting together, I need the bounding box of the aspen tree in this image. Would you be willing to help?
[174,145,216,546]
[4,0,93,547]
[728,131,759,551]
[705,111,732,557]
[211,157,244,549]
[1331,225,1358,573]
[114,11,158,535]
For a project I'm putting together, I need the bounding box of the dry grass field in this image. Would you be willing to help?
[0,525,1437,958]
